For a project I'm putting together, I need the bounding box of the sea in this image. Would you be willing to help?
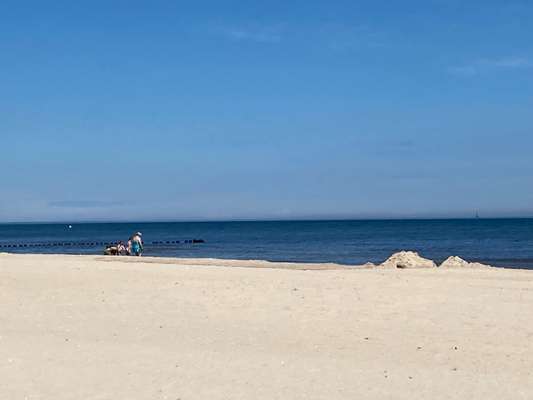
[1,219,533,269]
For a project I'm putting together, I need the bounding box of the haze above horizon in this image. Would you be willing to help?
[1,0,532,223]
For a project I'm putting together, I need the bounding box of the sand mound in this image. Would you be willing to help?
[440,256,492,269]
[379,251,437,269]
[359,262,377,269]
[439,256,470,268]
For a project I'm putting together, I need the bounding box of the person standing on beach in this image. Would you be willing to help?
[129,232,144,256]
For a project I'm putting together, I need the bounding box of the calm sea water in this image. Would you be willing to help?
[1,219,533,269]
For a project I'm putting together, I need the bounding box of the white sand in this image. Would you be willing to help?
[1,253,532,399]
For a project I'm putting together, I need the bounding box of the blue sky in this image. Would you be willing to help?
[1,0,532,222]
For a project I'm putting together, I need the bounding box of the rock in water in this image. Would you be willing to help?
[380,251,437,269]
[439,256,492,269]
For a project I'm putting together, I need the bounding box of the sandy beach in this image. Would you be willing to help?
[1,253,532,399]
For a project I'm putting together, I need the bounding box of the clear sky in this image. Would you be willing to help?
[1,0,532,222]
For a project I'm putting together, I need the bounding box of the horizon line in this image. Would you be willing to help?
[2,215,533,225]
